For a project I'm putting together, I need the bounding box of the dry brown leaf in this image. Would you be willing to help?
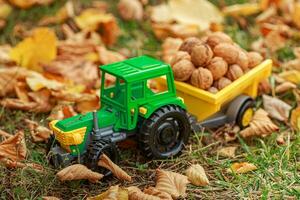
[275,82,297,93]
[0,130,26,161]
[0,157,43,172]
[14,82,30,102]
[240,109,279,138]
[47,103,77,121]
[291,106,300,131]
[0,129,12,139]
[161,37,183,64]
[97,46,126,65]
[87,185,128,200]
[1,98,38,111]
[42,196,60,200]
[228,162,257,174]
[26,71,63,92]
[155,169,189,198]
[150,4,173,23]
[24,119,52,142]
[28,89,53,113]
[185,164,209,186]
[56,164,103,183]
[263,95,292,122]
[118,0,143,21]
[279,70,300,84]
[98,153,131,182]
[143,187,172,200]
[152,23,199,40]
[8,0,53,9]
[264,30,286,52]
[128,186,160,200]
[223,3,261,17]
[217,146,237,158]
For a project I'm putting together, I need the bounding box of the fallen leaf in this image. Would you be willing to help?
[87,185,128,200]
[263,95,292,122]
[0,45,13,64]
[10,28,57,72]
[26,71,63,91]
[276,132,285,145]
[292,2,300,29]
[42,196,60,200]
[240,109,279,138]
[0,129,12,139]
[155,169,189,198]
[279,70,300,84]
[98,153,131,182]
[143,187,172,200]
[97,46,126,65]
[47,103,77,121]
[0,130,26,161]
[8,0,53,9]
[150,4,173,23]
[223,3,261,16]
[127,186,160,200]
[161,37,183,64]
[217,146,237,158]
[1,98,38,111]
[152,23,199,40]
[264,30,286,52]
[24,119,52,142]
[28,89,53,112]
[57,164,103,183]
[185,164,209,186]
[0,157,43,172]
[291,106,300,131]
[275,82,297,93]
[228,162,257,174]
[118,0,143,21]
[14,82,30,102]
[283,59,300,71]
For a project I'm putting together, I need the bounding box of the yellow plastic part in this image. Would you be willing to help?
[156,59,272,121]
[49,120,87,146]
[139,107,147,115]
[242,108,253,127]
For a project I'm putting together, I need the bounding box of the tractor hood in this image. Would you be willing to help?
[54,107,117,132]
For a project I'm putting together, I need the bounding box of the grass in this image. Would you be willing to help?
[1,0,300,199]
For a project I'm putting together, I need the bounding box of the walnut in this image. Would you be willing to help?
[213,43,240,64]
[170,51,191,66]
[226,64,244,81]
[172,59,195,81]
[191,44,213,67]
[207,57,228,80]
[214,77,232,90]
[208,87,219,94]
[117,0,143,21]
[206,32,233,48]
[190,67,213,89]
[247,52,263,68]
[236,50,249,71]
[179,37,202,54]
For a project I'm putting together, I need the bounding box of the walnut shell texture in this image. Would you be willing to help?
[208,87,219,94]
[170,51,191,66]
[214,77,232,90]
[172,59,195,81]
[213,43,240,64]
[191,44,213,67]
[226,64,244,81]
[247,52,263,68]
[236,50,249,71]
[190,67,213,89]
[207,57,228,80]
[179,37,202,54]
[206,32,233,48]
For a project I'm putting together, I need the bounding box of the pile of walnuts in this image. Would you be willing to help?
[170,32,263,93]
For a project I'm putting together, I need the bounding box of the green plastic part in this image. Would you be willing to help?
[54,56,186,156]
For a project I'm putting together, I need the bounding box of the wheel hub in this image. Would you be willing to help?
[158,122,177,145]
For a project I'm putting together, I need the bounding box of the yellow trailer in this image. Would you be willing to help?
[157,59,272,128]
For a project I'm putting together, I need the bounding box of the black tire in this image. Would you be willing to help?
[139,105,191,159]
[236,100,254,129]
[46,134,58,153]
[86,139,119,177]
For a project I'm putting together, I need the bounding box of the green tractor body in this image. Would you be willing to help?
[49,56,191,171]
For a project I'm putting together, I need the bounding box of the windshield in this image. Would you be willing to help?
[101,72,126,107]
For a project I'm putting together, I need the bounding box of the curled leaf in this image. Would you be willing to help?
[223,3,261,16]
[185,164,209,186]
[47,103,77,121]
[128,186,160,200]
[155,169,189,198]
[291,107,300,131]
[143,187,172,200]
[0,130,26,161]
[24,119,52,142]
[57,164,103,183]
[87,185,128,200]
[275,82,297,93]
[0,158,43,172]
[26,71,63,91]
[98,153,131,182]
[228,162,257,174]
[0,129,12,139]
[42,197,60,200]
[118,0,143,21]
[263,95,292,122]
[217,146,237,158]
[279,70,300,84]
[240,109,279,138]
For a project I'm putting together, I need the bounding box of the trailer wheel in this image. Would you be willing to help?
[86,139,119,177]
[139,105,191,159]
[236,100,254,128]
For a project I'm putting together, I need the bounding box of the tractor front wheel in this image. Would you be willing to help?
[139,105,191,159]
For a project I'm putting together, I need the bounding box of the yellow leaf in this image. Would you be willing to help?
[292,3,300,29]
[185,164,209,186]
[291,107,300,131]
[0,2,12,19]
[87,185,128,200]
[275,82,297,93]
[279,70,300,84]
[217,146,237,158]
[223,3,261,16]
[26,72,63,91]
[10,28,57,72]
[8,0,53,9]
[229,162,257,174]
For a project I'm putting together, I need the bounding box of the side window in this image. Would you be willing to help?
[146,75,168,95]
[131,82,144,100]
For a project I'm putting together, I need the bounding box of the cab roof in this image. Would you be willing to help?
[100,56,171,82]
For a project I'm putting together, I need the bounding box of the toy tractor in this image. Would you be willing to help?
[48,56,193,173]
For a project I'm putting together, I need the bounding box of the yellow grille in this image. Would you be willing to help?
[49,120,87,146]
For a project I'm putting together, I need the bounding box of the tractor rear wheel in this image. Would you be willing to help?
[86,139,119,177]
[139,105,191,159]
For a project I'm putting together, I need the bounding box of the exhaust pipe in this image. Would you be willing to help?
[92,111,101,140]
